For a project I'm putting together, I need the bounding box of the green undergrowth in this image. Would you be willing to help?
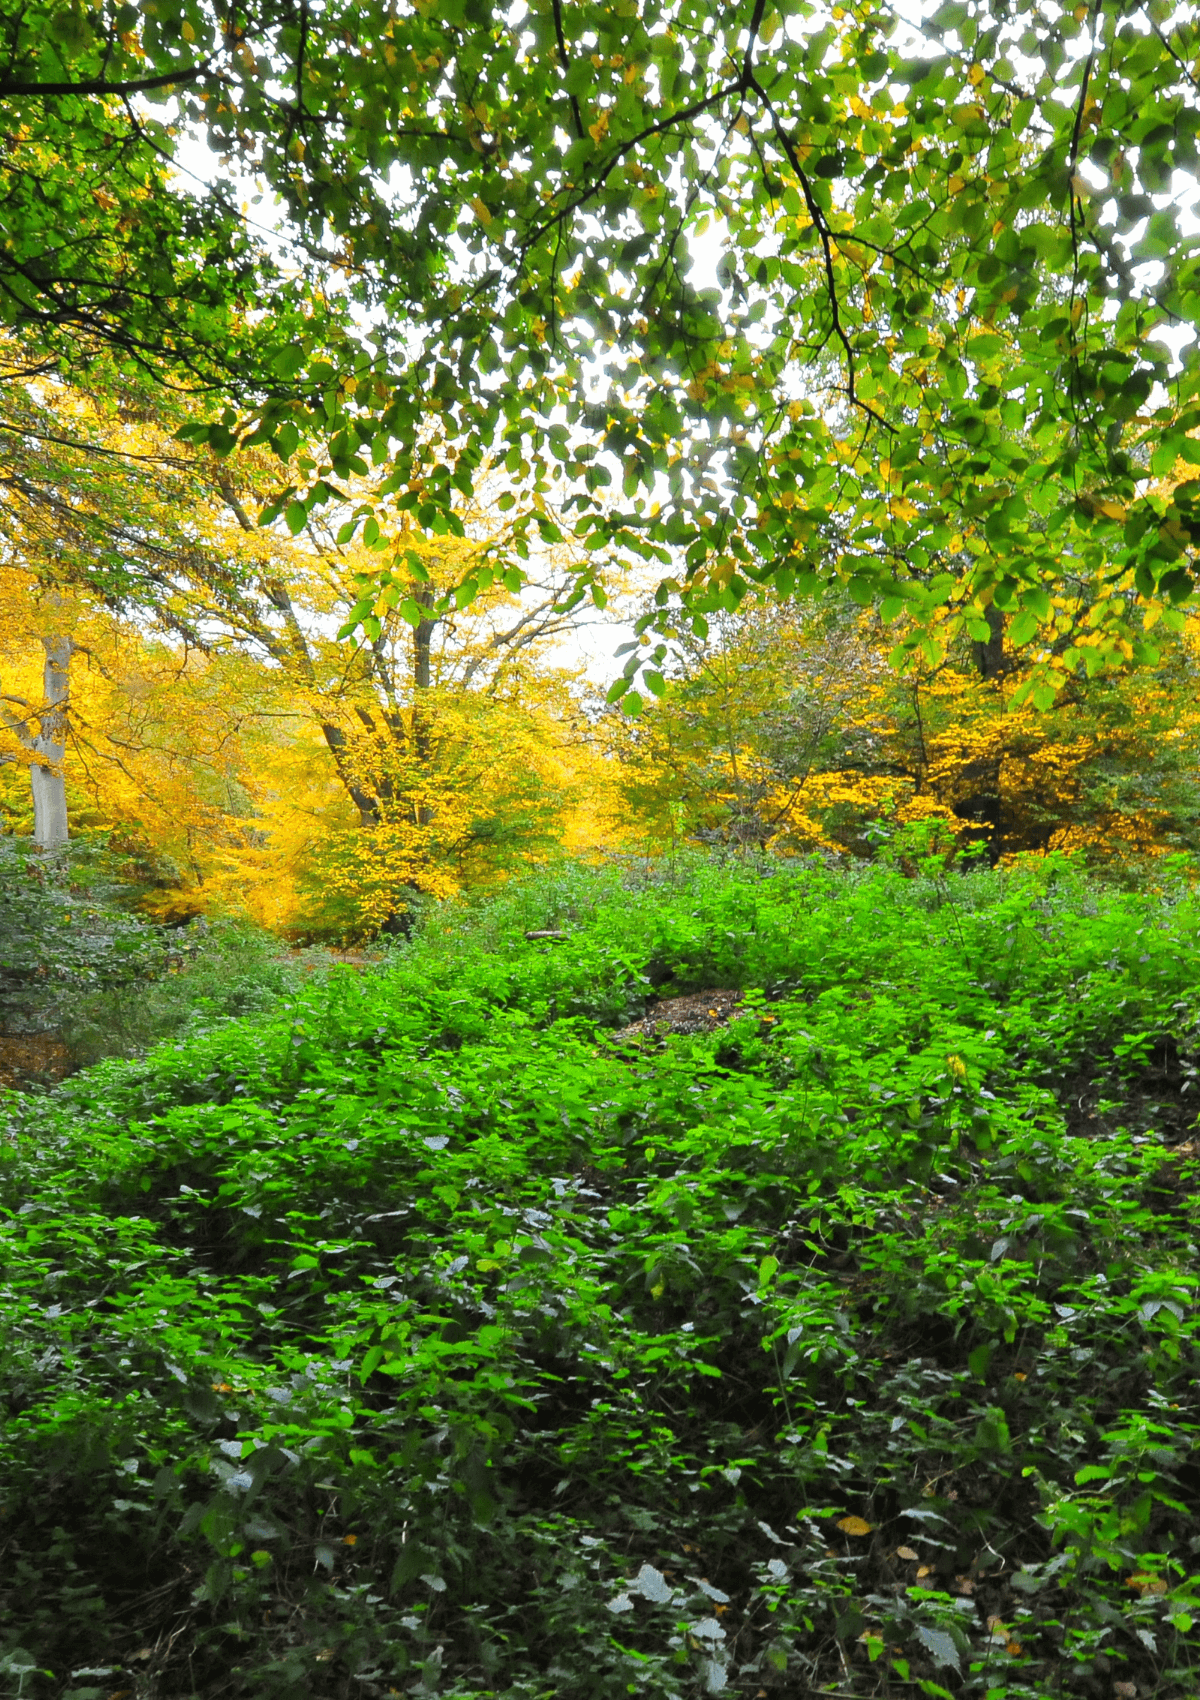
[0,832,307,1083]
[1,854,1199,1699]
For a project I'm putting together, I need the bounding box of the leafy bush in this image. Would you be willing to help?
[0,837,164,1045]
[0,855,1198,1698]
[0,836,305,1081]
[64,918,306,1069]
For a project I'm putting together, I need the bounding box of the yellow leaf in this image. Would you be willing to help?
[470,197,493,227]
[896,1545,919,1561]
[948,174,966,194]
[181,17,195,40]
[836,1516,873,1536]
[968,62,984,86]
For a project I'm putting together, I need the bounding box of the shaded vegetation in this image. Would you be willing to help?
[0,856,1198,1699]
[0,837,308,1086]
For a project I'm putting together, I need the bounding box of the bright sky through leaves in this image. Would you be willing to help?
[5,0,1200,706]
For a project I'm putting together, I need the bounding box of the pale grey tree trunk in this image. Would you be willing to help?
[29,633,72,849]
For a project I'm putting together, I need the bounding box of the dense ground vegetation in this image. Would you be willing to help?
[0,838,311,1087]
[1,855,1197,1699]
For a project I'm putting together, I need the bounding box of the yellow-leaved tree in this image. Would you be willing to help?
[612,594,1200,870]
[0,360,624,932]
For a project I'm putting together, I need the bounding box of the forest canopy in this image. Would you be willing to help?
[3,0,1200,918]
[4,0,1200,698]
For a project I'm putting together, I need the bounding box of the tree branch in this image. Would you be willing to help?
[0,419,193,468]
[0,698,37,749]
[0,60,213,99]
[522,83,739,254]
[747,70,891,432]
[551,0,586,140]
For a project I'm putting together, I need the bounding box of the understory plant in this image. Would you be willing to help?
[0,853,1197,1699]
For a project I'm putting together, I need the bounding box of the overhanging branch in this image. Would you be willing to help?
[0,60,213,99]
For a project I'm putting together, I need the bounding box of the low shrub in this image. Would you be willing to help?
[0,855,1197,1698]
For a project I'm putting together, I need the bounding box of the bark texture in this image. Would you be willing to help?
[30,633,71,848]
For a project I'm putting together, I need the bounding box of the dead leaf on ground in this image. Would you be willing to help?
[610,990,747,1044]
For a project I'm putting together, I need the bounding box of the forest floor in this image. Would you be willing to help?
[1,854,1198,1700]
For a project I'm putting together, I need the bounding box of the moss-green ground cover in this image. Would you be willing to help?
[1,857,1198,1699]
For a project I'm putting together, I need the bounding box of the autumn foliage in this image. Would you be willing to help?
[3,360,1200,939]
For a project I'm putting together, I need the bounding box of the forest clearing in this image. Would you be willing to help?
[3,0,1200,1693]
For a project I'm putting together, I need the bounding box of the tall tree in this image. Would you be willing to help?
[0,364,609,922]
[618,593,1200,866]
[0,622,72,848]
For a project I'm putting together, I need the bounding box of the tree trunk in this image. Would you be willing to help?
[412,584,435,759]
[31,633,71,849]
[956,605,1005,865]
[411,584,436,819]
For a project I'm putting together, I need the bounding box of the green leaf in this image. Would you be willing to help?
[1074,1464,1113,1484]
[1009,610,1040,647]
[913,1627,960,1673]
[270,345,307,379]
